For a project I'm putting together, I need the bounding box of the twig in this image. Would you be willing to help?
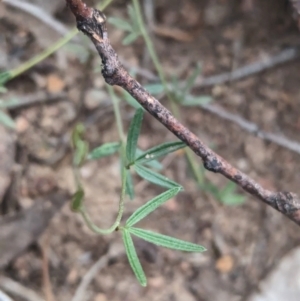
[127,47,300,86]
[3,0,70,36]
[196,48,299,87]
[200,103,300,155]
[41,237,56,301]
[1,92,66,110]
[66,0,300,225]
[0,276,45,301]
[0,290,14,301]
[71,254,110,301]
[71,242,124,301]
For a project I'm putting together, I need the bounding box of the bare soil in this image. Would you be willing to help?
[1,0,300,301]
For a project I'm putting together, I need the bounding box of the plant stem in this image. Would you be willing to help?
[1,0,114,84]
[108,86,126,143]
[9,29,77,81]
[79,167,127,234]
[132,0,203,186]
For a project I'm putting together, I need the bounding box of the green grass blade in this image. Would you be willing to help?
[129,227,206,253]
[126,187,181,227]
[87,142,120,160]
[126,108,144,164]
[135,164,182,189]
[135,141,186,165]
[122,229,147,287]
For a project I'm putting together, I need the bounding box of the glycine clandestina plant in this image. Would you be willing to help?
[71,108,206,287]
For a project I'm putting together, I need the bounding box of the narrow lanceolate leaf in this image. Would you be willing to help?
[135,164,182,190]
[136,148,162,170]
[122,91,144,110]
[108,17,133,32]
[135,141,186,165]
[126,187,181,227]
[129,228,206,253]
[88,142,120,160]
[126,108,144,164]
[123,32,140,45]
[181,96,212,107]
[122,229,147,287]
[126,169,135,200]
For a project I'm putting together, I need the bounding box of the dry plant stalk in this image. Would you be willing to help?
[66,0,300,226]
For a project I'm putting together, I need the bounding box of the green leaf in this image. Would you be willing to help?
[71,187,84,212]
[108,17,133,32]
[218,182,245,206]
[0,110,15,129]
[122,229,147,287]
[144,83,165,95]
[122,91,144,110]
[136,148,162,170]
[128,5,140,33]
[126,169,135,200]
[128,227,206,253]
[123,32,140,45]
[135,164,181,189]
[220,194,245,206]
[88,142,120,160]
[135,141,186,165]
[181,96,212,107]
[126,187,181,227]
[126,108,144,164]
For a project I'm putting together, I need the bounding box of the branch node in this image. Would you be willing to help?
[203,157,222,173]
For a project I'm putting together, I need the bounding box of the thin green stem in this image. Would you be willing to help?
[108,86,126,143]
[1,0,114,84]
[79,167,128,234]
[9,29,77,81]
[132,0,203,185]
[132,0,173,100]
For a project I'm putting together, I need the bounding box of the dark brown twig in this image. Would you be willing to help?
[66,0,300,225]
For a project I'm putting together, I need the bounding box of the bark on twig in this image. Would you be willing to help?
[66,0,300,226]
